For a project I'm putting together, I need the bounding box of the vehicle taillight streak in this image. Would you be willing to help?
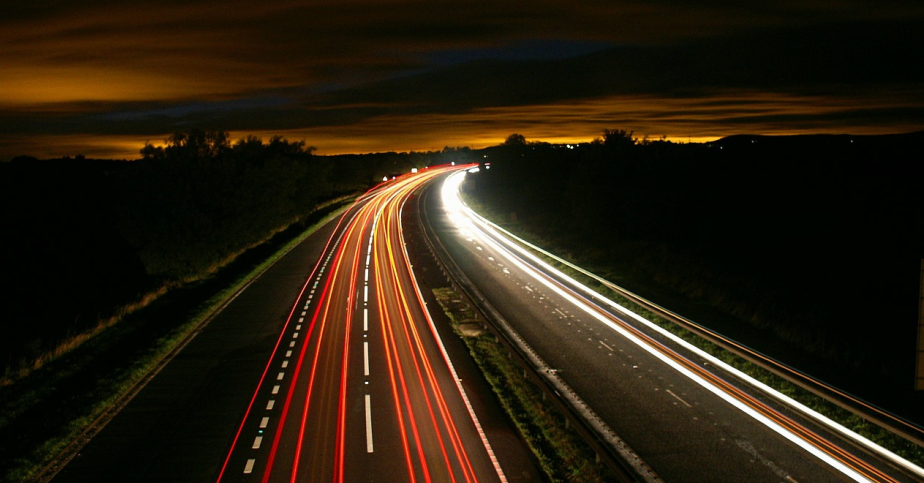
[218,164,501,483]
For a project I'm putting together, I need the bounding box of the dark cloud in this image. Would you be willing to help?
[1,1,922,159]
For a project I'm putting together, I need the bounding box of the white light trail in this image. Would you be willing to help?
[440,170,924,482]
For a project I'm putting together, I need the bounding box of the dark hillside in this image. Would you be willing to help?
[1,159,148,370]
[0,133,449,378]
[466,131,924,420]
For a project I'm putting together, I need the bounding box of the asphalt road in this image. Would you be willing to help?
[424,169,924,483]
[52,165,540,483]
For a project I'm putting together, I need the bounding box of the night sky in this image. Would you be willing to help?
[2,0,923,160]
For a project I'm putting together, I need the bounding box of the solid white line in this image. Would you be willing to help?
[260,417,269,428]
[244,459,255,474]
[252,436,263,449]
[364,341,370,376]
[365,394,374,452]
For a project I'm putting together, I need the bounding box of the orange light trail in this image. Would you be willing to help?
[373,165,484,482]
[219,164,500,483]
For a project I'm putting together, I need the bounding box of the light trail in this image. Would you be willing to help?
[219,164,503,483]
[373,165,488,482]
[440,169,924,483]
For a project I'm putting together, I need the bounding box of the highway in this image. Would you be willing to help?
[215,164,507,483]
[423,169,924,483]
[52,164,536,483]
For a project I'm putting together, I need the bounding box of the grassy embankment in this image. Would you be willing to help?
[0,200,351,483]
[1,131,460,482]
[432,287,619,483]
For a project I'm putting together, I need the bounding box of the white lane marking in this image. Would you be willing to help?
[365,268,369,282]
[364,341,370,376]
[296,324,302,330]
[524,285,533,292]
[666,389,693,408]
[364,285,368,301]
[301,311,306,316]
[554,308,567,318]
[365,394,374,453]
[277,372,285,381]
[266,400,275,410]
[289,341,295,348]
[281,360,289,368]
[244,459,255,474]
[293,332,299,339]
[298,317,304,323]
[252,436,263,449]
[260,417,269,428]
[364,309,368,331]
[272,385,280,394]
[285,350,292,357]
[599,340,615,352]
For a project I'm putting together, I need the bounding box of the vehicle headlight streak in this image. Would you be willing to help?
[441,170,922,483]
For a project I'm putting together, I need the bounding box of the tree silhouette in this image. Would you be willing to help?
[503,133,527,146]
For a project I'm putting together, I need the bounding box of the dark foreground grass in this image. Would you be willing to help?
[432,287,616,483]
[0,199,353,483]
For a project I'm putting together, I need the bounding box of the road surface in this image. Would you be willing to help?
[53,164,538,483]
[424,169,924,483]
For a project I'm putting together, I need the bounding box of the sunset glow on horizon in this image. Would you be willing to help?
[1,0,921,160]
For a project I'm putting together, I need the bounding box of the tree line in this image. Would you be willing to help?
[467,130,924,403]
[1,130,467,378]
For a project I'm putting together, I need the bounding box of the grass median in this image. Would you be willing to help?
[432,286,617,483]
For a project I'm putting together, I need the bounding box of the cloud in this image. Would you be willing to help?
[1,0,922,159]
